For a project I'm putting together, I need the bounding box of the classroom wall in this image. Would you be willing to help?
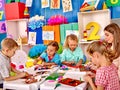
[28,0,106,23]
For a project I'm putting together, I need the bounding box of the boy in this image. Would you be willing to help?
[0,38,27,88]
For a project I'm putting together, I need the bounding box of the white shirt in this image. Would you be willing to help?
[0,51,11,83]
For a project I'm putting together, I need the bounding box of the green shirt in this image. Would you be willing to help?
[60,47,85,64]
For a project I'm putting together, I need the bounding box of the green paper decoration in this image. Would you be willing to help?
[106,0,120,7]
[57,44,63,54]
[7,0,20,3]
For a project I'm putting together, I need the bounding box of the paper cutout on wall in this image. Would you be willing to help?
[80,0,99,11]
[66,30,79,37]
[41,0,49,8]
[106,0,120,7]
[26,0,33,7]
[28,32,36,45]
[50,0,60,9]
[42,31,54,40]
[62,0,73,12]
[0,21,6,33]
[0,11,3,20]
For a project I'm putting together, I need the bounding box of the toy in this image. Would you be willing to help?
[24,6,30,18]
[83,30,88,41]
[80,0,100,12]
[86,22,100,40]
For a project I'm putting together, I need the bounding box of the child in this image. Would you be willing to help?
[34,41,61,66]
[84,40,120,90]
[61,34,85,66]
[0,38,27,88]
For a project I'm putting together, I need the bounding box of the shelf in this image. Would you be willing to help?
[6,19,28,40]
[79,40,98,44]
[6,19,28,22]
[78,9,111,41]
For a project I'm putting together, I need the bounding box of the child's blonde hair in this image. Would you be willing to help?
[1,38,18,50]
[87,40,115,62]
[64,34,78,48]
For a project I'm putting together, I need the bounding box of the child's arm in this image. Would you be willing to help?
[11,67,21,74]
[76,59,83,66]
[42,62,56,66]
[84,75,104,90]
[4,72,27,81]
[33,57,43,65]
[62,61,75,65]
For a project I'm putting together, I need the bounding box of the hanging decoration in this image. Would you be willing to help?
[42,31,54,40]
[50,0,60,9]
[26,0,33,7]
[62,0,73,12]
[106,0,120,7]
[28,32,36,45]
[0,0,5,21]
[47,14,68,25]
[28,15,45,30]
[41,0,49,8]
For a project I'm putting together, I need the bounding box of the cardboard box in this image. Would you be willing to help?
[5,2,25,20]
[42,25,60,45]
[60,23,78,44]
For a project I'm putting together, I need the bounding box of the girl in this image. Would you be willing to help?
[61,34,85,66]
[84,40,120,90]
[34,41,61,66]
[104,23,120,80]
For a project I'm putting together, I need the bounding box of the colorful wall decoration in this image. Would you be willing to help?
[106,0,120,7]
[0,0,5,21]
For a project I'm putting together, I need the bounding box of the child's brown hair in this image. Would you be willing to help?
[1,38,18,50]
[64,34,78,48]
[87,40,115,62]
[47,41,59,51]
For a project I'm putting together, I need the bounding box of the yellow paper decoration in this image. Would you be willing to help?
[103,2,107,9]
[0,11,3,20]
[26,61,34,68]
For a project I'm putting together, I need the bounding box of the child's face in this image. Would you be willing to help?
[68,40,78,51]
[88,52,100,68]
[47,45,56,56]
[104,30,114,43]
[6,47,18,58]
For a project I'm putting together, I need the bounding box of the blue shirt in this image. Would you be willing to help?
[60,47,85,64]
[40,52,61,65]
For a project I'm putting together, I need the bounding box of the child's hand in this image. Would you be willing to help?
[84,75,92,83]
[86,71,96,78]
[85,62,97,70]
[33,60,38,65]
[68,61,75,65]
[18,72,27,78]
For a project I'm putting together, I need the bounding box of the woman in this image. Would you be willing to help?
[104,23,120,80]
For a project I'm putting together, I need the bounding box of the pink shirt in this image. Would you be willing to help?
[113,56,120,80]
[95,64,120,90]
